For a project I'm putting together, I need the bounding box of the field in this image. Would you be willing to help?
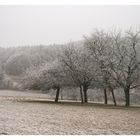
[0,90,140,135]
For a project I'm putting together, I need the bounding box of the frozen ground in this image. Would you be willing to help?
[0,90,140,135]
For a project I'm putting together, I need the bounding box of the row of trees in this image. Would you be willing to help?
[85,30,140,106]
[22,29,140,106]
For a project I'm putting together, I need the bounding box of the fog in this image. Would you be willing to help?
[0,5,140,47]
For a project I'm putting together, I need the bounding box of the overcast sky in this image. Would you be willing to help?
[0,5,140,47]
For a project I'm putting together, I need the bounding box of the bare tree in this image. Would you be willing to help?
[59,43,96,103]
[84,31,117,106]
[22,60,71,102]
[109,29,140,106]
[42,62,70,103]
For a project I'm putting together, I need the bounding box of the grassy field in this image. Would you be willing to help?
[0,90,140,135]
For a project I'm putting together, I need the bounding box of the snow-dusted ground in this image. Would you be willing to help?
[0,90,140,135]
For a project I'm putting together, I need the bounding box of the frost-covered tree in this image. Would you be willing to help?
[59,43,96,103]
[109,29,140,106]
[84,30,117,106]
[22,60,72,102]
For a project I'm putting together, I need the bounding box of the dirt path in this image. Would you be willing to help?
[0,90,140,135]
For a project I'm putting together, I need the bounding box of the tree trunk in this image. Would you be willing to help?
[79,86,84,103]
[55,87,60,103]
[104,88,107,104]
[124,87,130,106]
[110,88,117,106]
[83,85,88,103]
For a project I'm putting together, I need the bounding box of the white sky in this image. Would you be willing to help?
[0,5,140,47]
